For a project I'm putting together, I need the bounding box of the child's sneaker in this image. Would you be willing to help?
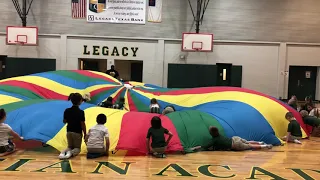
[65,151,72,159]
[266,144,273,149]
[293,139,302,144]
[58,152,66,159]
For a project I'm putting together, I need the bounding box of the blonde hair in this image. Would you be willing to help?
[300,110,309,117]
[82,93,91,102]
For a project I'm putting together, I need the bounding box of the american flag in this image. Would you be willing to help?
[149,0,156,6]
[71,0,86,19]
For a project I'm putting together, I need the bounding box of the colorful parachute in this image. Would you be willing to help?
[0,70,123,105]
[0,70,309,154]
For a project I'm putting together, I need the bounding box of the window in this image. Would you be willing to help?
[223,69,227,80]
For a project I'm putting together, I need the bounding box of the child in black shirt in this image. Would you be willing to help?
[113,97,128,110]
[100,97,114,108]
[59,93,87,159]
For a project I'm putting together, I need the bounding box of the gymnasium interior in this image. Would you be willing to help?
[0,0,320,179]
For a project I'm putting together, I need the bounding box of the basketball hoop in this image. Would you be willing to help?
[182,33,213,52]
[6,26,38,46]
[15,41,25,46]
[192,41,203,51]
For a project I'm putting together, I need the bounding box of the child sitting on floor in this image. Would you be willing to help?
[100,97,114,108]
[282,112,302,144]
[199,126,272,151]
[113,97,128,111]
[150,98,160,114]
[146,116,173,158]
[85,114,109,159]
[0,109,24,156]
[113,97,124,109]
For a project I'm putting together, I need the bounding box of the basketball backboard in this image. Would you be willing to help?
[6,26,38,46]
[182,33,213,52]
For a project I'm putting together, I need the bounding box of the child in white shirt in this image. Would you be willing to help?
[150,98,160,114]
[85,114,110,159]
[0,109,24,156]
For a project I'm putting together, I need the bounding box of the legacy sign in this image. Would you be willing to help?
[83,45,139,57]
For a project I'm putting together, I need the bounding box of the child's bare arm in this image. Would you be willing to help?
[84,130,90,144]
[146,138,150,153]
[105,137,110,154]
[9,130,23,141]
[286,132,291,142]
[81,121,87,137]
[63,110,67,124]
[166,131,173,145]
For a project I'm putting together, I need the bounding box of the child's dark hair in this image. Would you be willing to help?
[151,116,162,129]
[107,97,113,102]
[96,114,107,124]
[119,97,125,103]
[70,93,83,105]
[209,126,219,137]
[0,109,6,120]
[285,112,294,119]
[68,93,75,101]
[150,98,157,104]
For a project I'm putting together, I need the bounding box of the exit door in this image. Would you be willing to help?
[216,63,232,86]
[79,59,99,71]
[130,62,143,82]
[0,56,6,80]
[288,66,317,100]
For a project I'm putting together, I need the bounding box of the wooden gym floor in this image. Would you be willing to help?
[0,138,319,180]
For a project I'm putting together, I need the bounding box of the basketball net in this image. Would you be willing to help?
[14,41,25,48]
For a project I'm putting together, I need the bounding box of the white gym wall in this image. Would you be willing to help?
[1,33,320,99]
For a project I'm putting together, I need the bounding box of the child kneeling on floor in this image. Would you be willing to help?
[59,93,87,159]
[146,116,173,158]
[0,109,24,156]
[85,114,110,159]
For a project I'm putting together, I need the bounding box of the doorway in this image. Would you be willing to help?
[0,55,7,80]
[130,62,143,82]
[288,66,317,100]
[216,63,232,86]
[114,60,143,82]
[78,59,108,72]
